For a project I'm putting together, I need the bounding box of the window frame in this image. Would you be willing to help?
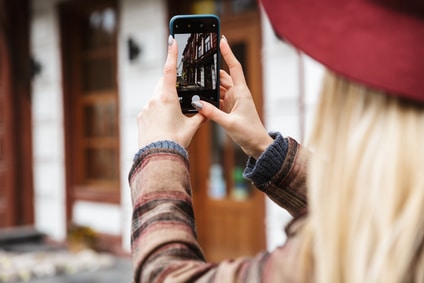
[60,0,121,204]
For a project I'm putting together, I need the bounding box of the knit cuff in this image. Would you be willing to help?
[243,132,288,185]
[132,140,188,162]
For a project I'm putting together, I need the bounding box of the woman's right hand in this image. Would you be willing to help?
[197,36,273,159]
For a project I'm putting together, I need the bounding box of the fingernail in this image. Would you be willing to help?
[191,101,203,110]
[191,95,201,110]
[221,35,226,42]
[168,35,174,46]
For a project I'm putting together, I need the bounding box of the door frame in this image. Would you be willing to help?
[0,0,34,227]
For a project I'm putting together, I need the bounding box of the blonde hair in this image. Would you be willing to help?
[300,71,424,283]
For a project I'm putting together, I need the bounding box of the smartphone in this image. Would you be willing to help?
[169,14,220,113]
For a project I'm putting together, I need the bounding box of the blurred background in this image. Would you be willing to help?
[0,0,324,281]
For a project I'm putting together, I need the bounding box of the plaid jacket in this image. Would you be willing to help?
[129,136,308,282]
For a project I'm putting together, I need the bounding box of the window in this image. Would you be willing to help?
[205,34,211,53]
[197,44,203,58]
[61,0,120,203]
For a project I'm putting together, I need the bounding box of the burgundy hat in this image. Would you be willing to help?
[260,0,424,103]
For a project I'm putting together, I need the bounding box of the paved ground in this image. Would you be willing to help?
[28,257,133,283]
[0,227,133,283]
[0,248,133,283]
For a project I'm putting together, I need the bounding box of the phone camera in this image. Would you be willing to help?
[200,23,204,28]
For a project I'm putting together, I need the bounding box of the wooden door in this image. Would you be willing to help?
[168,1,265,262]
[193,13,265,262]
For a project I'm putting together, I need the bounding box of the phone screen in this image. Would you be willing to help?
[170,15,220,113]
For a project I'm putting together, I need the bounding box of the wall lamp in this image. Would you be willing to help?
[128,37,141,63]
[30,57,42,79]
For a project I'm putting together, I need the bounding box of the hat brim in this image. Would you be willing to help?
[261,0,424,102]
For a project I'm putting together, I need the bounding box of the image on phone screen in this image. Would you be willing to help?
[175,33,218,94]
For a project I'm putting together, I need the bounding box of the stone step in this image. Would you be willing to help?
[0,226,47,252]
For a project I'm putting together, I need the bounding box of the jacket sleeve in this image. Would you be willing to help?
[128,145,303,283]
[244,133,308,217]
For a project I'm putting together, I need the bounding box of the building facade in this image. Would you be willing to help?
[2,0,324,256]
[179,32,218,91]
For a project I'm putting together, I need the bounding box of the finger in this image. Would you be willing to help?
[220,86,227,101]
[162,36,178,92]
[220,36,247,86]
[197,100,231,129]
[219,99,224,110]
[220,70,233,89]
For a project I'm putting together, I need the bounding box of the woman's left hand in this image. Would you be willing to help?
[137,36,207,149]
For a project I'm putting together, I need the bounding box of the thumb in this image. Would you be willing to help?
[162,36,178,94]
[198,101,230,128]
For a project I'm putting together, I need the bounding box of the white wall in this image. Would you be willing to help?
[31,0,66,241]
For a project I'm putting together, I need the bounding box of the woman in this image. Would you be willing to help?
[129,0,424,282]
